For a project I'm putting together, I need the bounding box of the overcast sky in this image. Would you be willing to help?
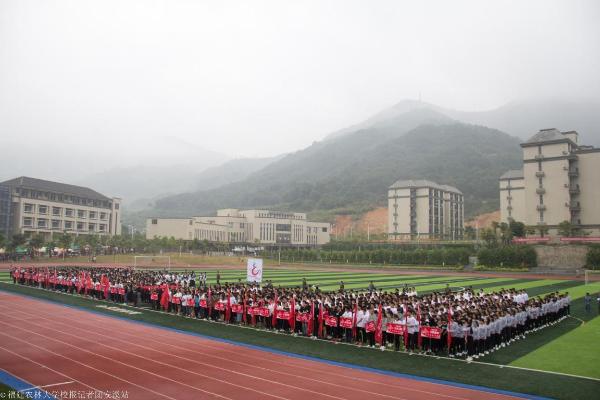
[1,0,599,162]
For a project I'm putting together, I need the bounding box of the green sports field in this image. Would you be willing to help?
[1,267,599,399]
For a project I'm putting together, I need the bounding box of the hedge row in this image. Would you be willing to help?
[265,246,537,268]
[586,245,600,270]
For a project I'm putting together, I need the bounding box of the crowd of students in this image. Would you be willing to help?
[10,265,571,361]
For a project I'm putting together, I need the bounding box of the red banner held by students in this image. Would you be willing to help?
[365,321,375,333]
[386,322,405,335]
[325,315,338,327]
[420,326,442,339]
[339,317,353,329]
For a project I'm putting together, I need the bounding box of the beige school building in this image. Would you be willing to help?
[146,209,331,246]
[387,180,464,241]
[499,129,600,236]
[0,176,122,240]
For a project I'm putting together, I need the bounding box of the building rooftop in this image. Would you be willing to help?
[499,169,524,180]
[0,176,112,202]
[524,128,577,144]
[389,179,462,194]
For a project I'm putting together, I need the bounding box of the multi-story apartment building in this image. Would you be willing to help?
[388,179,464,240]
[0,176,122,239]
[499,129,600,236]
[146,209,330,246]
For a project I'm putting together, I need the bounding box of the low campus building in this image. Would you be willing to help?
[387,179,464,241]
[499,129,600,236]
[146,209,331,246]
[0,176,122,239]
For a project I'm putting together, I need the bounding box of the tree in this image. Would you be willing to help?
[508,219,526,238]
[557,220,579,237]
[28,234,45,258]
[56,232,72,259]
[9,233,27,250]
[464,226,476,240]
[481,228,498,247]
[537,224,550,238]
[498,222,513,245]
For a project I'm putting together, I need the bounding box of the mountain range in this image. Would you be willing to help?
[118,98,600,227]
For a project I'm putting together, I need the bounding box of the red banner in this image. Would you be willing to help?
[199,299,208,308]
[420,326,442,339]
[365,321,375,333]
[231,304,243,313]
[386,323,405,335]
[513,237,550,244]
[214,302,225,311]
[339,317,353,329]
[325,316,338,327]
[296,313,309,322]
[276,310,290,320]
[259,307,270,317]
[560,237,600,243]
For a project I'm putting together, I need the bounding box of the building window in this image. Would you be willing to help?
[88,223,96,232]
[52,220,61,230]
[115,203,120,210]
[77,222,85,231]
[65,208,73,217]
[322,227,328,232]
[100,212,107,220]
[99,224,106,232]
[38,205,48,214]
[37,219,47,228]
[24,203,34,213]
[78,210,86,219]
[23,217,33,227]
[52,207,61,216]
[65,221,73,230]
[89,211,97,219]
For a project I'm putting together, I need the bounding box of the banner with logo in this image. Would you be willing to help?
[339,317,353,329]
[247,258,264,282]
[386,322,406,335]
[419,326,442,339]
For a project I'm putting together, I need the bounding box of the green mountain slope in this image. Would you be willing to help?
[147,116,522,220]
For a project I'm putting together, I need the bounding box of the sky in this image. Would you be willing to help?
[1,0,599,170]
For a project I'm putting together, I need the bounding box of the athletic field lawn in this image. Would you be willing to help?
[1,268,599,399]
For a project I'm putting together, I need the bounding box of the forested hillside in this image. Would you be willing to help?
[146,111,522,220]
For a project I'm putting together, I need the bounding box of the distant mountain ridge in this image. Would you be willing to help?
[144,109,522,221]
[329,98,600,145]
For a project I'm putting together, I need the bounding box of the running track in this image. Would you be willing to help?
[0,292,531,400]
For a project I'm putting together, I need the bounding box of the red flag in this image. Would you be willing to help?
[272,290,278,328]
[318,302,324,338]
[160,284,170,310]
[404,302,409,349]
[375,303,383,346]
[101,275,110,299]
[207,287,212,316]
[417,304,422,348]
[288,296,295,332]
[225,289,231,323]
[251,294,256,326]
[242,291,247,324]
[352,302,358,341]
[307,300,314,337]
[447,308,452,353]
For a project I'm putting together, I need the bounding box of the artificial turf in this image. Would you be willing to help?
[1,272,600,399]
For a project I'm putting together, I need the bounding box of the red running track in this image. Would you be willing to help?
[0,292,524,400]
